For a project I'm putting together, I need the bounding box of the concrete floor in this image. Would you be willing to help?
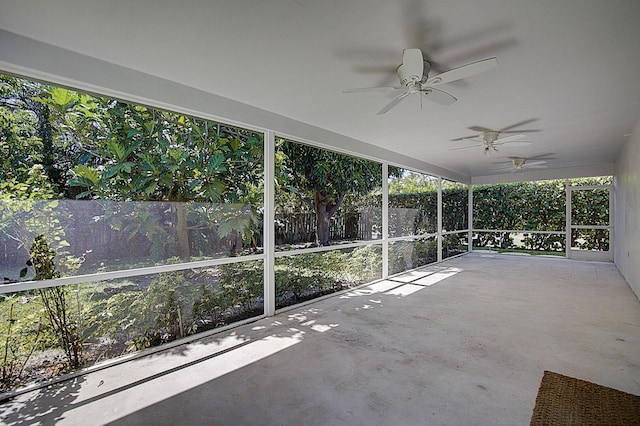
[2,252,639,425]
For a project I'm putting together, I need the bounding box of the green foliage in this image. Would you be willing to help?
[191,284,224,331]
[0,165,82,281]
[275,246,382,307]
[88,271,196,351]
[472,179,611,252]
[387,172,468,236]
[0,102,43,183]
[277,139,382,245]
[442,184,469,231]
[389,239,438,275]
[219,261,263,313]
[571,188,609,227]
[388,170,437,194]
[442,233,468,259]
[62,99,264,258]
[2,73,265,269]
[341,245,383,283]
[473,181,565,251]
[276,253,342,303]
[29,235,83,369]
[1,297,46,391]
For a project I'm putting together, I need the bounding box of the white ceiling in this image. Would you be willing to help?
[1,0,639,179]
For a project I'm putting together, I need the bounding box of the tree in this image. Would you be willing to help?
[64,96,263,259]
[278,139,382,246]
[29,234,83,369]
[0,74,74,194]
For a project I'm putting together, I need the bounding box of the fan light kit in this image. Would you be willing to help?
[491,156,550,172]
[344,49,497,115]
[511,158,527,169]
[450,132,531,155]
[451,120,542,155]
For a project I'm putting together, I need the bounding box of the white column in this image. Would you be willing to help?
[608,185,614,261]
[565,179,571,259]
[437,177,443,262]
[468,184,473,252]
[263,130,276,316]
[382,163,389,278]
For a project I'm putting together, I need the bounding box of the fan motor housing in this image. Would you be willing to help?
[397,63,421,87]
[512,158,526,168]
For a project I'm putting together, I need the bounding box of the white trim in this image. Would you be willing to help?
[468,185,474,252]
[387,234,438,242]
[566,179,572,258]
[474,229,566,235]
[263,130,276,316]
[0,254,264,294]
[442,229,470,236]
[437,177,443,262]
[274,240,383,258]
[382,162,389,278]
[567,184,612,191]
[571,225,610,230]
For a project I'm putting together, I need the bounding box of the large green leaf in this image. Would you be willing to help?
[50,87,78,106]
[206,155,226,175]
[72,164,101,186]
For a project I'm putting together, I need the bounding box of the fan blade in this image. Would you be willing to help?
[494,134,527,144]
[498,119,538,132]
[499,129,541,134]
[377,91,412,115]
[343,86,403,93]
[449,144,482,151]
[526,160,547,167]
[425,57,497,86]
[498,141,531,147]
[528,165,547,169]
[468,126,494,133]
[451,134,481,142]
[423,87,457,105]
[491,166,514,171]
[402,49,424,78]
[526,153,555,161]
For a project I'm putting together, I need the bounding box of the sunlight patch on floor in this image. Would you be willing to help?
[339,279,403,298]
[385,283,425,296]
[60,331,305,424]
[391,270,437,282]
[413,267,462,286]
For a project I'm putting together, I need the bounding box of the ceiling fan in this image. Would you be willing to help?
[451,119,541,155]
[344,49,497,115]
[449,132,531,155]
[453,119,541,141]
[491,157,548,172]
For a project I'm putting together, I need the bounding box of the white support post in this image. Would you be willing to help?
[608,185,614,261]
[382,163,389,278]
[264,130,276,316]
[468,184,473,252]
[565,179,571,259]
[437,177,443,262]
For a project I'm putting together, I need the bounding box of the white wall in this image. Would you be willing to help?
[614,117,640,299]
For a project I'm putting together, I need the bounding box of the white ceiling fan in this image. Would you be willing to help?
[449,132,531,155]
[492,157,548,172]
[344,49,497,115]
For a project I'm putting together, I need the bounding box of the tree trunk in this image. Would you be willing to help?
[175,203,190,259]
[314,191,345,246]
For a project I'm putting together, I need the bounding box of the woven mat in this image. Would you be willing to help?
[530,371,640,425]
